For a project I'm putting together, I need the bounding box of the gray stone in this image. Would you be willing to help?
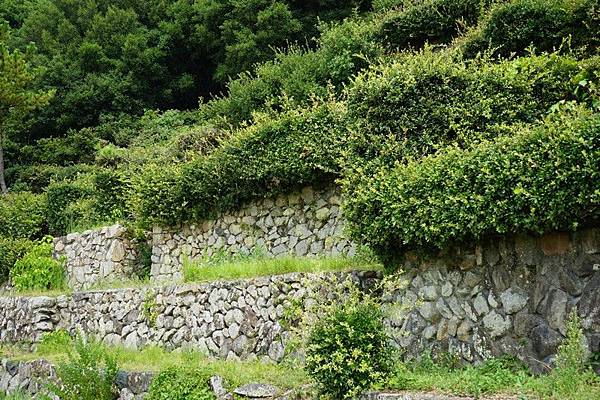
[482,311,510,338]
[531,324,563,358]
[473,294,489,316]
[234,383,279,398]
[500,288,529,314]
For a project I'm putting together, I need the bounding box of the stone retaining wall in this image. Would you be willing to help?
[0,358,151,400]
[385,228,600,373]
[53,224,138,290]
[150,186,356,281]
[0,271,377,362]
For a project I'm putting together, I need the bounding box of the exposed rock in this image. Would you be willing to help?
[500,288,529,314]
[483,311,510,338]
[234,383,279,398]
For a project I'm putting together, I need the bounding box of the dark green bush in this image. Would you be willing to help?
[377,0,488,50]
[137,102,348,225]
[343,105,600,262]
[462,0,600,58]
[346,50,587,173]
[47,336,118,400]
[146,366,214,400]
[306,291,394,398]
[10,236,65,292]
[0,237,33,283]
[0,192,47,239]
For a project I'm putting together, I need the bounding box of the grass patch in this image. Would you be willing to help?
[389,355,530,397]
[182,249,382,283]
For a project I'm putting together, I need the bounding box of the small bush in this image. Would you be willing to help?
[146,366,214,400]
[343,105,600,262]
[0,191,47,239]
[462,0,600,58]
[0,237,33,283]
[47,337,118,400]
[10,236,65,292]
[305,290,394,398]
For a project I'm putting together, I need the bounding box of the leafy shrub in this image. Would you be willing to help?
[47,336,118,400]
[377,0,488,50]
[305,289,394,398]
[0,237,33,283]
[462,0,600,58]
[343,105,600,262]
[146,366,214,400]
[0,191,47,239]
[10,236,65,292]
[137,101,348,225]
[345,50,586,174]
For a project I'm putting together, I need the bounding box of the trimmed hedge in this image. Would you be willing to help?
[0,192,47,239]
[346,50,590,172]
[135,102,348,225]
[377,0,488,50]
[343,106,600,262]
[462,0,600,58]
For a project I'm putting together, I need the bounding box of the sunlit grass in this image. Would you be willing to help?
[182,249,381,283]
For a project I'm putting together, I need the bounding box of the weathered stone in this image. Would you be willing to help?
[540,232,571,256]
[234,383,279,398]
[482,311,510,338]
[531,323,563,358]
[500,288,529,315]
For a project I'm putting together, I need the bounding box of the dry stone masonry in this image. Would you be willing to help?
[0,271,376,362]
[53,224,138,290]
[386,228,600,373]
[151,186,356,281]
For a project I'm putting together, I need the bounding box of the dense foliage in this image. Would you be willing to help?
[343,106,600,260]
[0,237,33,282]
[345,51,592,172]
[462,0,600,58]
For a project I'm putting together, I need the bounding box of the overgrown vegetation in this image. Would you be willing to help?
[45,336,118,400]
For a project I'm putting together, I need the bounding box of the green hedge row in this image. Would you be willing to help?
[377,0,489,50]
[135,102,348,225]
[343,105,600,262]
[462,0,600,58]
[346,51,592,172]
